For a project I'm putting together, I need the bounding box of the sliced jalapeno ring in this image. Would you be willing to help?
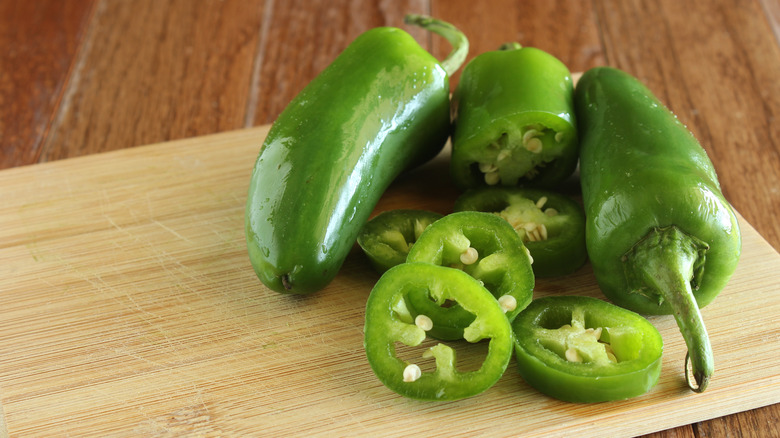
[357,209,443,274]
[363,263,514,401]
[405,211,534,340]
[454,187,587,278]
[512,296,663,403]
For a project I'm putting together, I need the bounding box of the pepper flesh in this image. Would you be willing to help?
[405,211,535,340]
[245,17,468,294]
[363,262,514,401]
[451,44,578,190]
[512,296,663,403]
[454,187,587,278]
[357,209,443,273]
[575,66,741,392]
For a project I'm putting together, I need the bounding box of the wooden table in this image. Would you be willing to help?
[2,1,778,436]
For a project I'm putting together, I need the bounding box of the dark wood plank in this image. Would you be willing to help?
[430,0,605,88]
[38,0,265,162]
[697,405,780,438]
[250,0,429,126]
[0,0,95,170]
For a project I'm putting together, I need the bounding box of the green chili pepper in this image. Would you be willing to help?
[512,296,663,403]
[450,43,578,190]
[574,66,742,392]
[245,16,468,294]
[453,187,587,278]
[357,209,443,273]
[404,211,534,340]
[364,262,514,401]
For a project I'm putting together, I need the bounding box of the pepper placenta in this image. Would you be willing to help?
[364,262,514,401]
[512,296,663,403]
[357,209,443,274]
[245,16,468,294]
[450,43,578,190]
[575,67,742,392]
[405,211,534,340]
[453,187,587,278]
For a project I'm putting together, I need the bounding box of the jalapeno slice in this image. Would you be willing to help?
[454,187,587,278]
[364,262,514,401]
[405,211,534,340]
[512,296,663,403]
[357,209,443,274]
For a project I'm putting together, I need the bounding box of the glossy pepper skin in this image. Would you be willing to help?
[245,16,468,294]
[512,296,663,403]
[405,211,534,340]
[453,187,587,278]
[357,209,443,274]
[575,66,741,392]
[451,44,578,190]
[364,262,514,401]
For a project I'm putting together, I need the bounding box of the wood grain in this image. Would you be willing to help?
[0,0,95,169]
[0,127,778,437]
[2,0,779,435]
[250,0,429,125]
[38,0,265,162]
[430,0,605,86]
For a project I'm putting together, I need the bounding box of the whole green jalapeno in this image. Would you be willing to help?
[574,66,742,392]
[450,43,578,190]
[245,16,468,294]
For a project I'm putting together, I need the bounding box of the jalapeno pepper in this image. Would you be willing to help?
[357,209,443,274]
[453,187,587,278]
[404,211,534,340]
[512,296,663,403]
[245,16,468,294]
[575,67,742,392]
[364,262,514,401]
[450,43,578,190]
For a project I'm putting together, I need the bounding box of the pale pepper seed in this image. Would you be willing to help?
[460,247,479,265]
[403,364,422,382]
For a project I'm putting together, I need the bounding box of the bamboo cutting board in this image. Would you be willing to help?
[0,126,778,437]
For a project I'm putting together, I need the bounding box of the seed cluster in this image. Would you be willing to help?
[499,196,558,243]
[477,127,563,185]
[560,325,618,364]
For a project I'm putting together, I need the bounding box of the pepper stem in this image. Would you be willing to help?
[498,42,522,51]
[404,14,469,77]
[623,226,713,392]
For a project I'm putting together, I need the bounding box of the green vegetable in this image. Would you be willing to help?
[512,296,663,403]
[405,211,534,340]
[357,209,443,274]
[453,187,587,277]
[364,262,514,401]
[245,16,468,294]
[575,66,742,392]
[450,43,578,190]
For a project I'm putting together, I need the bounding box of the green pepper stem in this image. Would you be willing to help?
[624,226,713,392]
[404,14,469,77]
[498,42,522,51]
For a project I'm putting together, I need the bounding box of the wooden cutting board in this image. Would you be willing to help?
[1,126,778,437]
